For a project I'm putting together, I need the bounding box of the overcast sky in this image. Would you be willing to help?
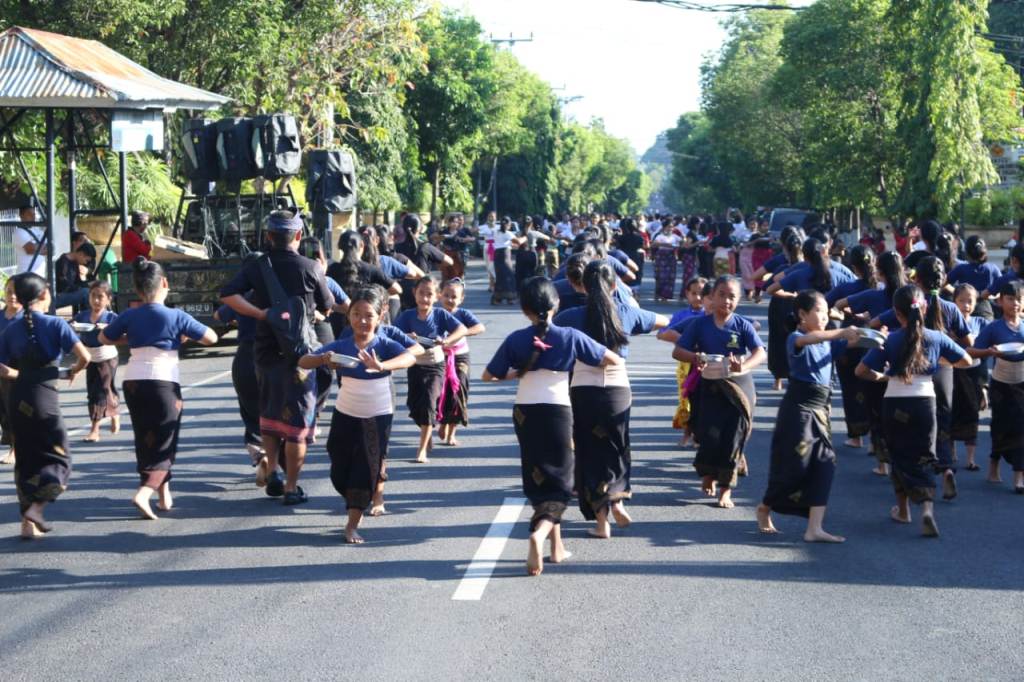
[440,0,813,155]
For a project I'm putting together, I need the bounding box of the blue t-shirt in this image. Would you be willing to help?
[787,331,833,386]
[975,318,1024,362]
[215,304,258,343]
[877,299,971,340]
[677,314,765,356]
[609,248,630,265]
[339,323,416,349]
[326,277,349,306]
[763,253,788,274]
[0,312,79,365]
[966,315,988,338]
[825,279,869,308]
[379,255,410,281]
[846,288,892,320]
[553,277,585,310]
[779,261,855,293]
[0,311,22,336]
[485,324,608,376]
[862,328,967,376]
[73,309,119,348]
[553,302,658,359]
[313,333,408,380]
[668,307,703,328]
[948,262,1001,293]
[667,311,706,336]
[102,304,210,350]
[445,307,482,330]
[987,271,1021,296]
[394,307,463,341]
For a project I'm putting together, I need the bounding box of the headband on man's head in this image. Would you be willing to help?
[267,211,302,233]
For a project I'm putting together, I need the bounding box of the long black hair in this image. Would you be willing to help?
[582,260,628,352]
[802,238,833,293]
[877,251,907,305]
[847,245,878,289]
[358,224,380,266]
[914,255,946,335]
[299,235,324,263]
[12,272,47,351]
[892,284,929,382]
[516,277,559,378]
[933,232,957,274]
[132,256,165,300]
[335,230,363,294]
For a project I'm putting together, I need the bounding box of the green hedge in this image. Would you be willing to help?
[964,187,1024,227]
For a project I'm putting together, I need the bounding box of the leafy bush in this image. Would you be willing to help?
[964,187,1024,227]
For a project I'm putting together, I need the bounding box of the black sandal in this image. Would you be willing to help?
[965,463,981,472]
[283,487,308,506]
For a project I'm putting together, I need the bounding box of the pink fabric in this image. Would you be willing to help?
[436,346,461,421]
[532,336,553,352]
[682,364,701,399]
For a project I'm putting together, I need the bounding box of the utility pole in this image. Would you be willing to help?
[489,32,534,49]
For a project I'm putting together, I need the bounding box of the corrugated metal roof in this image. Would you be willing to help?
[0,26,229,111]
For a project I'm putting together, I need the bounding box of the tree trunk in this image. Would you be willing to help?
[430,165,440,225]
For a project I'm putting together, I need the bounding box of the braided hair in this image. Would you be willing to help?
[12,272,47,357]
[516,277,559,378]
[914,255,946,335]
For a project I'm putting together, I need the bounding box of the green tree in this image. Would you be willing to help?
[665,112,735,213]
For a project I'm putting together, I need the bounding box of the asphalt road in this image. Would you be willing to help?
[1,259,1022,681]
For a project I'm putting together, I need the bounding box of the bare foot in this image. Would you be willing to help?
[872,464,890,476]
[157,483,173,512]
[369,504,386,517]
[255,457,270,488]
[0,448,13,465]
[804,529,845,543]
[527,532,544,576]
[756,504,778,533]
[890,505,911,524]
[922,514,939,538]
[717,489,735,509]
[844,437,862,448]
[446,437,459,446]
[550,542,571,564]
[344,527,365,544]
[415,453,430,464]
[23,504,52,532]
[610,502,632,528]
[20,518,43,539]
[82,431,100,443]
[587,526,611,539]
[737,455,749,477]
[701,476,717,497]
[132,491,159,520]
[110,416,121,434]
[942,471,957,501]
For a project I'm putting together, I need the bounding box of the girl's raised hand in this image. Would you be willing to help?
[358,348,383,372]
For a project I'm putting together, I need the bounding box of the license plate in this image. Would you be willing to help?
[181,302,214,316]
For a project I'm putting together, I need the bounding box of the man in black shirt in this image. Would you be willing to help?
[53,237,96,312]
[220,210,333,505]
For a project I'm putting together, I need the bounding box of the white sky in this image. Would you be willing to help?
[439,0,814,155]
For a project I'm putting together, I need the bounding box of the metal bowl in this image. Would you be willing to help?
[330,353,361,369]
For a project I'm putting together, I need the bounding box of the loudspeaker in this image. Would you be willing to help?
[215,117,258,183]
[306,149,357,213]
[180,119,219,193]
[253,114,301,180]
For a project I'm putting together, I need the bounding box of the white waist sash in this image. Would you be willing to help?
[884,374,935,398]
[516,370,571,406]
[88,345,119,363]
[336,376,393,418]
[416,345,444,365]
[570,360,629,388]
[993,358,1024,384]
[124,347,179,382]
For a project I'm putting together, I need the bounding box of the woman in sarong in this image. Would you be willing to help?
[74,281,120,442]
[437,278,485,446]
[100,258,217,520]
[652,222,680,302]
[673,275,766,509]
[483,276,621,576]
[857,285,970,538]
[554,261,667,538]
[300,285,416,543]
[758,290,857,542]
[491,216,520,304]
[394,276,467,462]
[970,280,1024,493]
[0,273,88,538]
[950,284,988,471]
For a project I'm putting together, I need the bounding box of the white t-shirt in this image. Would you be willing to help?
[14,225,46,276]
[653,232,681,248]
[492,230,516,249]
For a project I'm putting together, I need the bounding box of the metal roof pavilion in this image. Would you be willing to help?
[0,26,229,289]
[0,26,229,110]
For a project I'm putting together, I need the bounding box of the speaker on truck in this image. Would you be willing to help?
[306,149,357,214]
[180,119,219,195]
[253,114,301,180]
[215,117,259,185]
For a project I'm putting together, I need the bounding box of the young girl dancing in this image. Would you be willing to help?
[394,277,467,462]
[758,290,858,542]
[483,277,622,576]
[951,284,988,472]
[666,277,706,441]
[75,281,120,442]
[0,273,89,538]
[300,285,416,543]
[673,275,767,508]
[856,285,970,537]
[970,280,1024,492]
[437,278,485,446]
[100,258,217,519]
[554,261,667,538]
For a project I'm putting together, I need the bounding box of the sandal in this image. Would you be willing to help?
[942,472,958,501]
[965,463,980,472]
[283,486,308,506]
